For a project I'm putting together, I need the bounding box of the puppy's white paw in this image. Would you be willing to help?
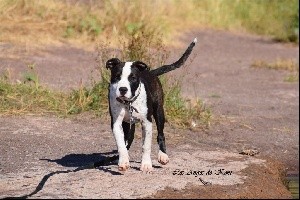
[140,162,153,173]
[158,150,169,165]
[118,163,130,171]
[118,156,130,171]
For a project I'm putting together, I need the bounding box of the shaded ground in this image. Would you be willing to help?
[0,29,299,198]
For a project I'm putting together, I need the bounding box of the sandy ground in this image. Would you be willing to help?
[0,29,298,198]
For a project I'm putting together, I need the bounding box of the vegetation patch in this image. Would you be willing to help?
[0,78,67,116]
[251,58,299,82]
[0,0,298,47]
[251,59,298,72]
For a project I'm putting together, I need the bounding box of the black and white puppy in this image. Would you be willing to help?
[106,38,197,172]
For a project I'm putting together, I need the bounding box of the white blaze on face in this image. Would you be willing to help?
[116,62,133,98]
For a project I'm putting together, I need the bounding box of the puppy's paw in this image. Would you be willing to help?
[118,155,130,171]
[118,163,130,171]
[140,162,153,173]
[158,150,169,165]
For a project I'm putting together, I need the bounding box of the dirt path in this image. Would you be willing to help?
[0,30,299,198]
[173,30,299,171]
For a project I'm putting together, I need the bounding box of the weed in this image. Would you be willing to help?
[284,74,299,82]
[67,79,109,117]
[1,68,13,81]
[22,63,40,89]
[162,78,211,129]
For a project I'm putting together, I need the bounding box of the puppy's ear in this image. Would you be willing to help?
[133,61,149,71]
[106,58,121,69]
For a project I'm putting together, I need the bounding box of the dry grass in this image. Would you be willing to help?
[0,0,298,49]
[0,0,169,48]
[251,59,298,72]
[251,58,299,82]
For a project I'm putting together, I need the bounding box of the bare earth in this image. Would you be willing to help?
[0,29,299,198]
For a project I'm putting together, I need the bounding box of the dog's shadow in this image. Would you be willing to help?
[41,150,117,167]
[40,150,122,175]
[41,151,162,171]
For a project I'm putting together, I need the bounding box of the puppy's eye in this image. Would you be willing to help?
[129,74,136,81]
[116,74,121,80]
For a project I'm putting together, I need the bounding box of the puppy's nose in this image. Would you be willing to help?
[119,87,128,96]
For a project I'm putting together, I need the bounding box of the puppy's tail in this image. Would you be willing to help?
[150,38,197,76]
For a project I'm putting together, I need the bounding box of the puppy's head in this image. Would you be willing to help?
[106,58,149,100]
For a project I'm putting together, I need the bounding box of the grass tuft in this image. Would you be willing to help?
[251,58,299,82]
[161,78,211,129]
[251,59,298,72]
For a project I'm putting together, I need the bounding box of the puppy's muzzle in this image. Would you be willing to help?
[119,87,128,96]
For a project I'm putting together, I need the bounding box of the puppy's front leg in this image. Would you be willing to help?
[112,120,130,171]
[140,120,153,172]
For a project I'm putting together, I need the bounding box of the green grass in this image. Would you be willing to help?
[0,66,67,115]
[0,79,67,115]
[199,0,299,42]
[162,78,211,129]
[66,77,109,117]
